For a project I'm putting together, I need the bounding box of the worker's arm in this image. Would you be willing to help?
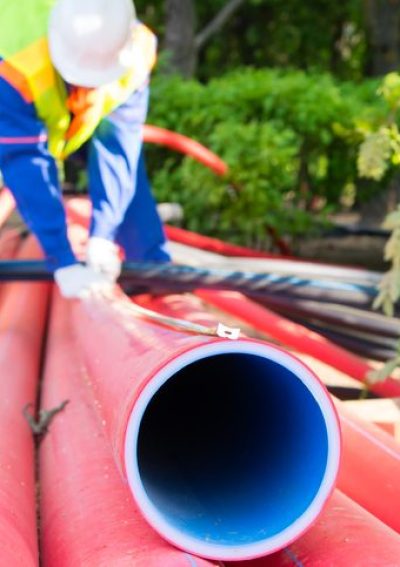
[87,84,150,241]
[0,78,76,271]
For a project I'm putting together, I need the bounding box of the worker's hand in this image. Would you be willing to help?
[86,237,122,283]
[54,264,113,299]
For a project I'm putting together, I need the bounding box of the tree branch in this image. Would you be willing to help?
[195,0,247,51]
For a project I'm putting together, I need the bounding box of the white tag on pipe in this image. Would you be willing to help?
[216,323,241,340]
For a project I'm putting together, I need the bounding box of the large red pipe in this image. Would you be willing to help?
[196,290,400,533]
[40,291,218,567]
[0,236,50,566]
[70,288,340,561]
[225,490,400,566]
[196,290,400,398]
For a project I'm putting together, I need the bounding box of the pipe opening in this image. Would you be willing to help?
[129,348,335,554]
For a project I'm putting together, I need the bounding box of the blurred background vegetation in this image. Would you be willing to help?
[132,0,400,251]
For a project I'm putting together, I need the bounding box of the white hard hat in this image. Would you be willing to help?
[49,0,138,87]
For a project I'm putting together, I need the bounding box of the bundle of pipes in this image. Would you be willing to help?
[65,196,400,394]
[166,234,397,361]
[1,218,399,562]
[3,191,396,364]
[254,295,400,361]
[39,291,400,566]
[83,196,400,364]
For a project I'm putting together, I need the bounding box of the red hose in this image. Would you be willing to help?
[143,124,228,177]
[0,236,50,566]
[196,290,400,398]
[226,491,400,566]
[165,225,291,259]
[40,290,217,567]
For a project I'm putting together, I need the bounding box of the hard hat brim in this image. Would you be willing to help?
[49,30,136,88]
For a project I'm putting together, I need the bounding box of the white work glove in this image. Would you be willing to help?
[54,264,113,299]
[86,237,122,283]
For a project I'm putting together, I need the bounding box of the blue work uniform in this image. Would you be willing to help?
[0,73,171,271]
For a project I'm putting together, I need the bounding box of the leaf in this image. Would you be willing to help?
[367,356,400,385]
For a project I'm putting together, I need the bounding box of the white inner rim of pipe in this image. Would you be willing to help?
[124,340,340,561]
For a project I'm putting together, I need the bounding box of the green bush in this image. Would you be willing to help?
[146,68,387,247]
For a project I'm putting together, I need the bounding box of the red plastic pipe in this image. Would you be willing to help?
[0,236,50,566]
[337,403,400,533]
[196,290,400,398]
[0,188,15,229]
[70,288,340,561]
[226,490,400,566]
[165,224,291,259]
[40,291,218,567]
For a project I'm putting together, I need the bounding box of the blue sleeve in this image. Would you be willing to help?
[88,84,150,241]
[0,77,76,271]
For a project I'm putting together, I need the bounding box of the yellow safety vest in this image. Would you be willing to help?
[0,19,156,159]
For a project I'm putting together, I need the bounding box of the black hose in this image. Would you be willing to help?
[257,296,400,339]
[0,260,380,308]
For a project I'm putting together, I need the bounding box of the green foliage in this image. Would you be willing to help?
[146,68,386,246]
[358,129,393,181]
[152,121,301,245]
[135,0,366,81]
[373,206,400,316]
[369,205,400,385]
[357,73,400,182]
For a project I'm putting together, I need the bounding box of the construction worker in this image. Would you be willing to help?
[0,0,171,298]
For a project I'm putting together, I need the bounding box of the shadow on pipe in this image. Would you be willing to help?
[125,342,340,561]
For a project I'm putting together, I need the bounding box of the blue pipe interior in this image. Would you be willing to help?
[137,353,329,546]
